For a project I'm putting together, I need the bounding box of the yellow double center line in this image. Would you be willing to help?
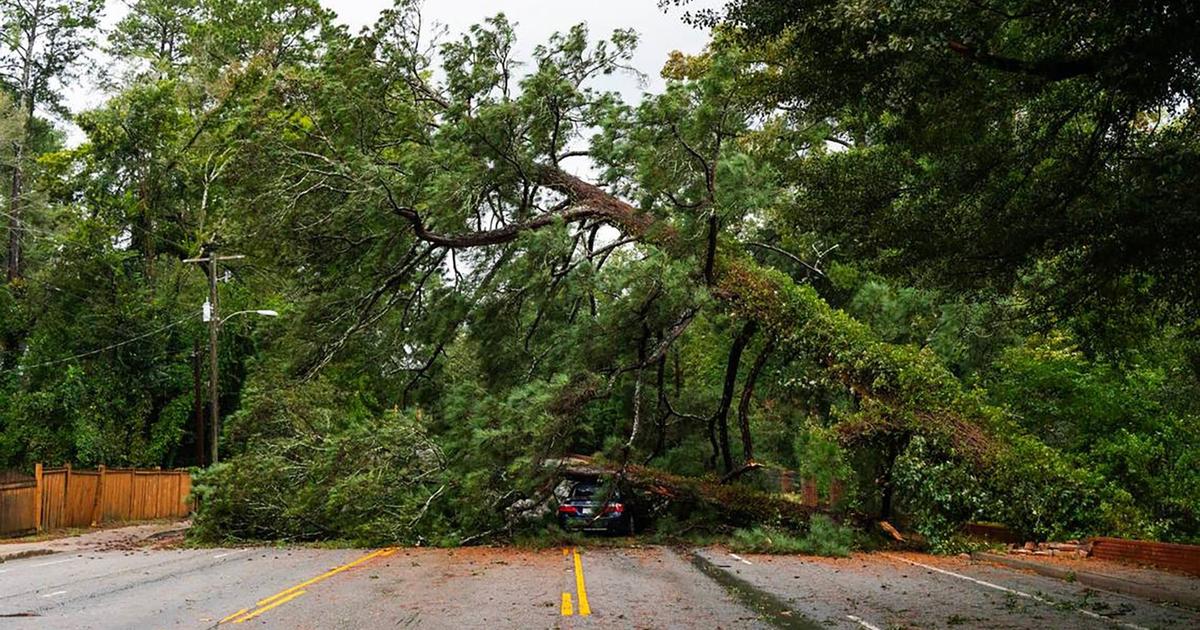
[221,547,397,624]
[561,547,591,617]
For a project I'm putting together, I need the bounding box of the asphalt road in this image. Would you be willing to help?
[0,543,1196,629]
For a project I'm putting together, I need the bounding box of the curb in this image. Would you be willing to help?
[142,525,190,541]
[971,552,1200,610]
[0,548,57,563]
[689,549,823,629]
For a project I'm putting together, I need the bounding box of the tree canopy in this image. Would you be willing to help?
[1,0,1197,547]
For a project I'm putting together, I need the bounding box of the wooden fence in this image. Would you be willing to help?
[0,464,191,537]
[0,472,37,537]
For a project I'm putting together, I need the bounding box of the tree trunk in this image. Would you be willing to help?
[562,457,829,529]
[6,158,22,282]
[711,320,757,473]
[878,437,907,521]
[737,338,775,464]
[649,351,668,461]
[8,5,40,283]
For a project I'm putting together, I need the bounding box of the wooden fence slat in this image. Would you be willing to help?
[33,463,42,532]
[90,465,105,527]
[63,463,71,526]
[180,474,192,517]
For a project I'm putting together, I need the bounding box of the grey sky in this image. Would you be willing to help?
[333,1,717,100]
[63,0,720,144]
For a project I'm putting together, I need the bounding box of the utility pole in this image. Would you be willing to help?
[185,248,244,465]
[206,251,220,465]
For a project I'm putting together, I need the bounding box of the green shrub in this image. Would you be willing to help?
[728,515,855,557]
[892,436,989,551]
[986,435,1139,541]
[729,526,809,554]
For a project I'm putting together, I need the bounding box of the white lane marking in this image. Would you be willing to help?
[212,549,249,559]
[881,554,1149,630]
[41,590,68,598]
[847,614,883,630]
[728,553,753,565]
[31,558,76,567]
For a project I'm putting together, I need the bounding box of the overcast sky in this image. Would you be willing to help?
[62,0,720,144]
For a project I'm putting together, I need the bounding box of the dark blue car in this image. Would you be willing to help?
[557,480,635,535]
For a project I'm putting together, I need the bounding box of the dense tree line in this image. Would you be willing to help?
[0,0,1196,547]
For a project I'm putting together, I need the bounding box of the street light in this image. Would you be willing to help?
[219,309,279,323]
[202,304,278,465]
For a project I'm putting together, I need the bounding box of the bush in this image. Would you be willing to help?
[728,515,855,557]
[892,436,989,552]
[987,435,1138,542]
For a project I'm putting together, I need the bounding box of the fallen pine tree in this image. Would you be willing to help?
[548,455,830,530]
[188,8,1165,550]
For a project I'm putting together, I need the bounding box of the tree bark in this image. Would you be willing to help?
[564,456,829,529]
[649,351,668,461]
[946,40,1100,81]
[711,320,757,473]
[7,152,23,281]
[7,2,41,282]
[736,338,775,464]
[878,436,908,521]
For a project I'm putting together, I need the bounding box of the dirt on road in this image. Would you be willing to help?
[696,547,1200,629]
[0,536,1196,629]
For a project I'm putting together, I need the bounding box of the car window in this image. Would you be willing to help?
[571,483,599,498]
[570,482,621,500]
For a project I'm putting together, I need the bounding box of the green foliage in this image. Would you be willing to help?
[792,425,850,500]
[436,375,575,538]
[892,436,989,551]
[729,516,854,556]
[986,333,1200,541]
[986,436,1135,542]
[0,1,1196,551]
[191,383,445,544]
[729,526,808,554]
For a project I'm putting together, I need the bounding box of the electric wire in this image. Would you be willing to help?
[1,312,200,374]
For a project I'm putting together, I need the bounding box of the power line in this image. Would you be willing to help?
[2,312,200,374]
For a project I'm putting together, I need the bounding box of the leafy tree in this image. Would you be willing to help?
[0,0,102,280]
[180,5,1027,543]
[109,0,201,76]
[0,1,1195,548]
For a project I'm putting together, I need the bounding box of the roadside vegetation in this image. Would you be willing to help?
[1,1,1198,552]
[729,517,856,557]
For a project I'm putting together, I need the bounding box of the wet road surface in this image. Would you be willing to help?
[0,544,1195,628]
[693,548,1200,629]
